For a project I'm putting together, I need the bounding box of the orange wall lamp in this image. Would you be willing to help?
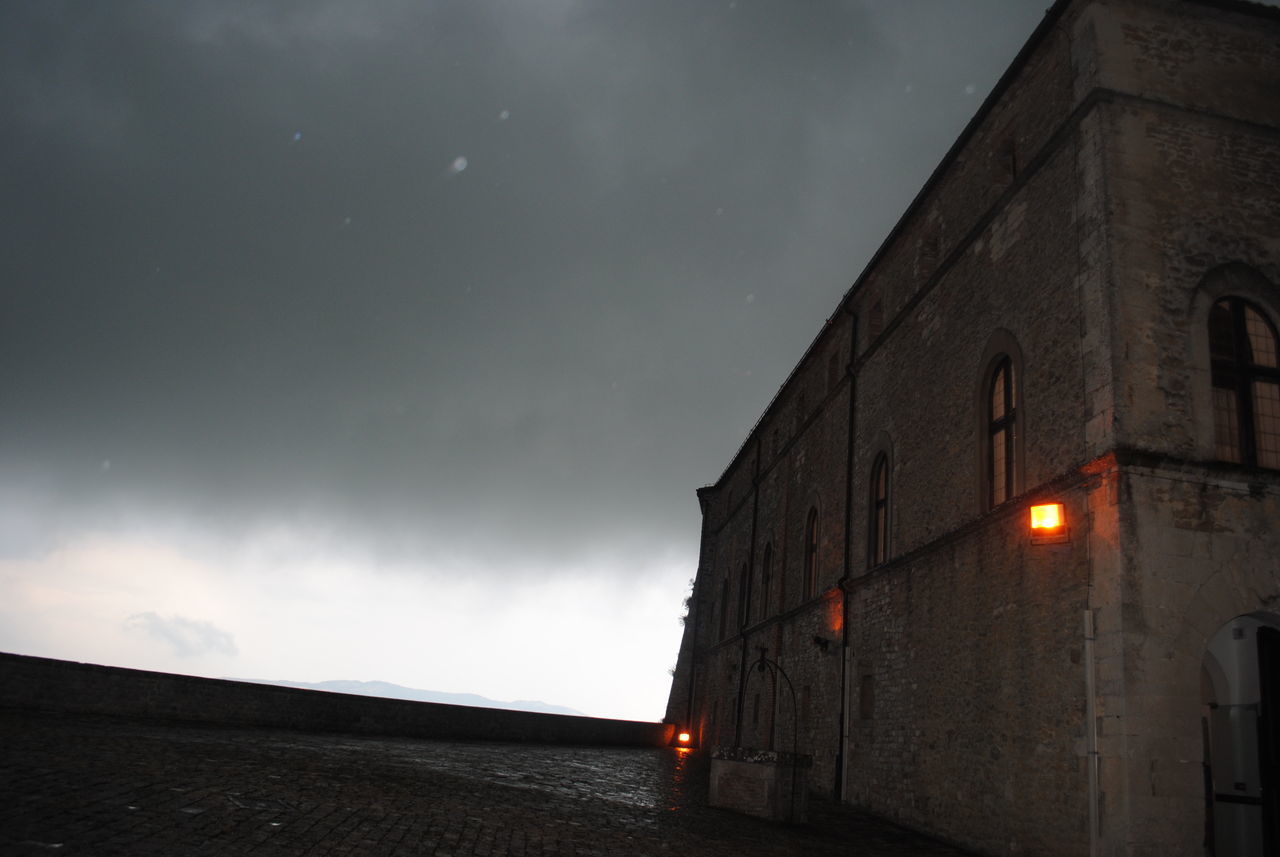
[1029,502,1069,544]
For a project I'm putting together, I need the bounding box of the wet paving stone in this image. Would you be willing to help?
[0,710,975,856]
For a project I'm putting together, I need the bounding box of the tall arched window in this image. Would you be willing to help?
[718,578,730,640]
[738,562,751,629]
[869,454,889,567]
[988,356,1017,508]
[1210,297,1280,468]
[803,509,819,599]
[759,543,772,621]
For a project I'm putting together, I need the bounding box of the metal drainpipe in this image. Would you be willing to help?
[734,438,762,748]
[1085,607,1100,856]
[836,308,858,799]
[1069,59,1100,852]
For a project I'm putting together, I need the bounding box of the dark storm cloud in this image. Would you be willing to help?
[1,1,1049,569]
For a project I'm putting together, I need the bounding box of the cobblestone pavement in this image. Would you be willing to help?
[0,710,976,856]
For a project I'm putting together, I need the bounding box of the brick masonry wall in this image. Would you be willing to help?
[850,129,1087,568]
[667,2,1280,855]
[685,351,853,793]
[0,652,672,747]
[670,315,860,793]
[848,0,1078,369]
[846,488,1094,857]
[1088,6,1280,853]
[674,0,1096,829]
[1092,461,1280,857]
[1095,5,1280,457]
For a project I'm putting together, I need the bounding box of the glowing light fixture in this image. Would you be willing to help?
[1030,502,1068,543]
[1030,503,1063,530]
[677,731,692,745]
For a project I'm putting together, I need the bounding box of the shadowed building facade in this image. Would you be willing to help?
[664,0,1280,855]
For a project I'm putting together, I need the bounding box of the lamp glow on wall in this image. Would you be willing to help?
[1030,502,1068,544]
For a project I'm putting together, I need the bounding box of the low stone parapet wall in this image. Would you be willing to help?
[0,652,673,747]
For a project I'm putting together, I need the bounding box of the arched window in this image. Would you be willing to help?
[738,562,751,629]
[868,299,884,340]
[803,509,819,599]
[718,578,730,641]
[759,543,772,621]
[869,454,889,567]
[1210,297,1280,468]
[988,356,1017,507]
[859,673,875,721]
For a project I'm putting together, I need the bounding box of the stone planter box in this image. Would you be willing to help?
[708,747,811,823]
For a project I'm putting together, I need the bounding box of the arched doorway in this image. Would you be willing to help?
[1202,614,1280,856]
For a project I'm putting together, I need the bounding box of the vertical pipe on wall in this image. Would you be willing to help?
[1085,608,1100,857]
[733,438,762,748]
[837,308,859,799]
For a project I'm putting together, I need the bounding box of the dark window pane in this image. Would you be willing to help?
[991,364,1006,421]
[1246,305,1279,369]
[859,674,875,720]
[1254,380,1280,468]
[719,579,729,639]
[870,456,888,566]
[760,545,772,619]
[804,510,819,597]
[1210,297,1279,468]
[986,355,1016,509]
[1213,387,1241,463]
[1210,300,1237,363]
[992,428,1007,505]
[876,509,887,565]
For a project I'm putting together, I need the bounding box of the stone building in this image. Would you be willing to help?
[663,0,1280,855]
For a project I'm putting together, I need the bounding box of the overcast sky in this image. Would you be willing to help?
[3,0,1063,720]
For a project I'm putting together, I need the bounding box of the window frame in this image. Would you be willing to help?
[1189,265,1280,466]
[976,331,1025,513]
[718,577,730,641]
[869,453,889,567]
[802,508,819,599]
[1210,296,1280,469]
[759,542,772,621]
[987,355,1017,508]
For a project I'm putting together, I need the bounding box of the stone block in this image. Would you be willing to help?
[709,747,811,823]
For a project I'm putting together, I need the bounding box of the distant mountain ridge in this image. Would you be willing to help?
[231,677,585,716]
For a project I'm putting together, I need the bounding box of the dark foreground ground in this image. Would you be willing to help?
[0,709,974,856]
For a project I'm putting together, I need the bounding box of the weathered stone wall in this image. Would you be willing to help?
[835,15,1101,850]
[684,336,854,791]
[849,132,1087,568]
[666,1,1280,855]
[1105,463,1280,857]
[847,0,1079,368]
[1087,4,1280,854]
[846,486,1093,856]
[0,652,673,747]
[1093,6,1280,457]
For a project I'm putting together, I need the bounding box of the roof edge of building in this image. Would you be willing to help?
[703,0,1280,493]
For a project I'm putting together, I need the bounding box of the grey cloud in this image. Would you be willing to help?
[125,612,238,658]
[1,0,1052,574]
